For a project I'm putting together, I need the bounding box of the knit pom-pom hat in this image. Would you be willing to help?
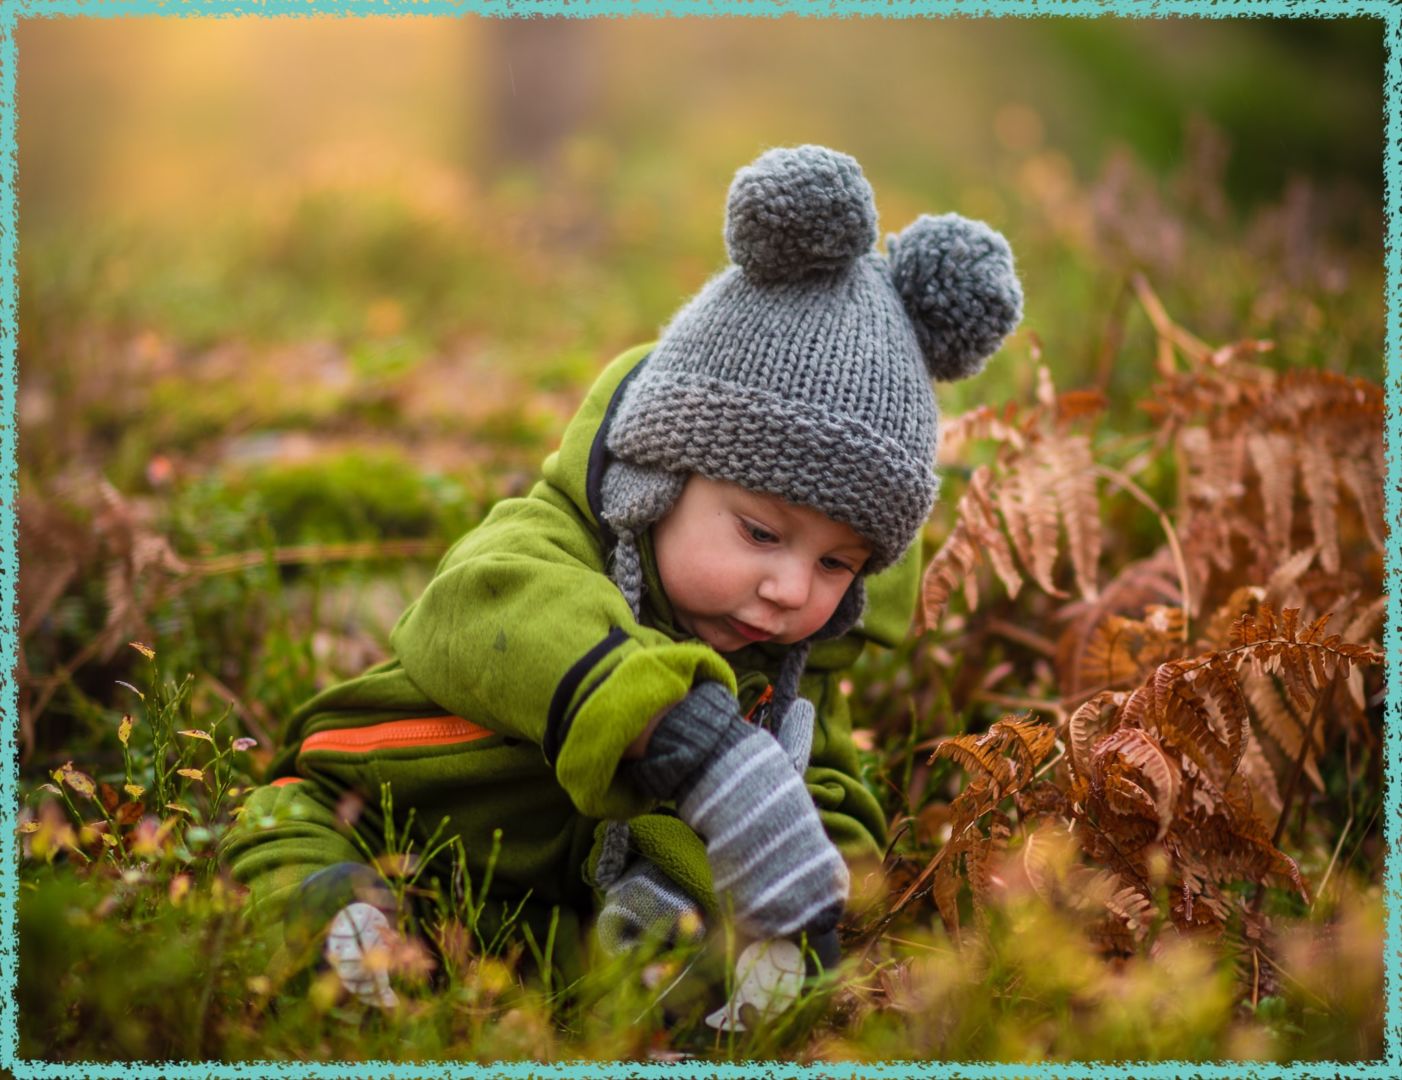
[600,145,1022,718]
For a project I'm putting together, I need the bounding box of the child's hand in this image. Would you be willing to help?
[627,683,847,941]
[595,858,705,956]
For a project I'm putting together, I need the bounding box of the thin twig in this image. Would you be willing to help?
[1309,812,1353,915]
[1131,272,1215,365]
[1089,464,1192,635]
[967,691,1065,718]
[198,671,275,750]
[985,617,1059,658]
[189,538,446,578]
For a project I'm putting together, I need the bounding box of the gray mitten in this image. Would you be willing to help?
[773,697,815,773]
[596,858,705,956]
[628,682,847,940]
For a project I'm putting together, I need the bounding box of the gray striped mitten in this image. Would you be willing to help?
[596,858,705,956]
[628,682,847,940]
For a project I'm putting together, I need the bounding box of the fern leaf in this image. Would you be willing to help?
[1203,653,1250,777]
[1262,547,1318,614]
[1237,726,1284,821]
[991,716,1059,773]
[995,466,1037,587]
[1092,726,1181,840]
[1297,438,1340,573]
[968,466,1023,600]
[920,517,979,629]
[1067,691,1121,782]
[1336,451,1385,553]
[1246,431,1296,556]
[1243,672,1324,793]
[1022,449,1066,596]
[931,733,1015,795]
[1151,660,1235,780]
[1045,434,1101,600]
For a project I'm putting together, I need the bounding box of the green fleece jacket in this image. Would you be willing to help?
[222,344,917,955]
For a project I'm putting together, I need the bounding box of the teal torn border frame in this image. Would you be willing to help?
[0,0,1396,1076]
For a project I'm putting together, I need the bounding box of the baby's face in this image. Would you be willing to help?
[651,475,871,654]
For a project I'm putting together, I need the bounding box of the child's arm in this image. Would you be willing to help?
[386,491,737,821]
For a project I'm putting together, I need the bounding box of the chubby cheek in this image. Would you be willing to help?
[658,542,745,617]
[787,585,849,641]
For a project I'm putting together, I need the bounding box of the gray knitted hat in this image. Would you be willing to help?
[600,145,1022,716]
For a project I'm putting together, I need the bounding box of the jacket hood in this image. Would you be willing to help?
[539,343,655,542]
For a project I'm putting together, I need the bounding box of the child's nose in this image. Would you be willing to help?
[757,559,812,610]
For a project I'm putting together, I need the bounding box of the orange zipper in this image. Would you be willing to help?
[299,715,496,756]
[744,685,774,724]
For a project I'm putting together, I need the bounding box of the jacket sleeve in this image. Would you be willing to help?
[387,489,736,822]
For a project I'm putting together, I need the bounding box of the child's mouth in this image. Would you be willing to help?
[726,617,775,643]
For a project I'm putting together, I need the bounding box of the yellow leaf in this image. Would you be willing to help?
[58,762,96,799]
[118,715,134,747]
[176,768,205,783]
[124,783,146,799]
[177,729,213,744]
[17,821,39,834]
[128,641,156,660]
[165,803,192,816]
[101,833,118,849]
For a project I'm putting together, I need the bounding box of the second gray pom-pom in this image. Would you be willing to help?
[888,213,1023,382]
[725,145,877,283]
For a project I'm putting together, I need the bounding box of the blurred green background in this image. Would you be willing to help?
[13,19,1390,1062]
[17,13,1387,745]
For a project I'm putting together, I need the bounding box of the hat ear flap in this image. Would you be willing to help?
[888,213,1023,382]
[811,576,867,643]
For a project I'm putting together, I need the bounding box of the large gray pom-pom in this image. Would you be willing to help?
[724,145,877,283]
[888,213,1023,382]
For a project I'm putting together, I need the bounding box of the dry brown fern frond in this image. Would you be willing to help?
[1130,277,1382,620]
[1065,605,1186,699]
[929,715,1059,800]
[922,364,1103,628]
[1229,604,1380,706]
[1090,725,1181,840]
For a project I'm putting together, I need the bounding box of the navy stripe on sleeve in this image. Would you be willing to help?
[543,626,630,767]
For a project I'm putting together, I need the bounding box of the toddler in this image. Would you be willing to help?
[222,144,1022,1009]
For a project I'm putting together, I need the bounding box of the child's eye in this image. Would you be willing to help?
[820,556,856,574]
[742,520,779,544]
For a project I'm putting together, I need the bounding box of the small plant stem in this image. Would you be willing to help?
[968,690,1064,717]
[189,538,446,579]
[1310,811,1353,914]
[198,671,275,750]
[1132,272,1215,365]
[1254,946,1333,1012]
[1094,274,1133,392]
[1089,464,1192,634]
[984,617,1059,658]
